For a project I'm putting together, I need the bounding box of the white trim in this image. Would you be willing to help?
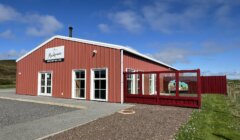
[142,72,144,95]
[16,35,177,70]
[120,49,124,104]
[126,68,136,94]
[149,74,156,95]
[71,69,86,100]
[38,71,53,96]
[90,68,108,102]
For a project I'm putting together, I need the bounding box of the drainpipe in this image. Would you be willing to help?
[120,49,124,104]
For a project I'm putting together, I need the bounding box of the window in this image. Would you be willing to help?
[127,69,135,94]
[73,70,86,99]
[149,74,156,95]
[92,69,107,101]
[39,72,52,96]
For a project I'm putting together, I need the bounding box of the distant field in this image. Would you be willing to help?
[0,60,16,88]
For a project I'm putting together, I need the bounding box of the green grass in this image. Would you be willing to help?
[0,60,16,87]
[0,84,15,89]
[175,94,240,140]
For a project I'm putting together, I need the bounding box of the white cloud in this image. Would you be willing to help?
[104,0,240,34]
[26,14,63,37]
[98,23,110,33]
[146,41,228,64]
[141,1,208,33]
[0,3,63,37]
[108,10,143,33]
[202,71,240,79]
[0,49,28,60]
[0,29,14,39]
[0,3,20,22]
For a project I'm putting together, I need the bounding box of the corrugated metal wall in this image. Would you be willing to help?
[16,38,121,102]
[201,76,227,94]
[123,52,171,71]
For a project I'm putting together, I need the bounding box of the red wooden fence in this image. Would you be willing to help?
[201,76,227,95]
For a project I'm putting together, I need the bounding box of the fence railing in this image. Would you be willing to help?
[124,69,201,108]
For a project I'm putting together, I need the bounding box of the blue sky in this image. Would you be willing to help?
[0,0,240,79]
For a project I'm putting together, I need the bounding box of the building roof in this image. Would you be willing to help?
[16,35,178,70]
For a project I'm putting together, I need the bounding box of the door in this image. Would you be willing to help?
[72,70,86,99]
[39,72,52,96]
[91,69,108,101]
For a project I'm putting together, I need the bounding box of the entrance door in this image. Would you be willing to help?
[39,72,52,96]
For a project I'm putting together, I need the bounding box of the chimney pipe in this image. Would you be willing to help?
[68,26,73,37]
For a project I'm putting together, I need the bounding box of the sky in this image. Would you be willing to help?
[0,0,240,79]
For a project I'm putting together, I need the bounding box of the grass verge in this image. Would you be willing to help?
[0,85,15,89]
[175,94,240,140]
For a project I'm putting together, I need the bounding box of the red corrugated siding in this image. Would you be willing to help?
[201,76,227,94]
[123,52,171,71]
[16,38,121,102]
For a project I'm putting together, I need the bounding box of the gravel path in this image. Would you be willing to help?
[45,104,193,140]
[0,99,77,128]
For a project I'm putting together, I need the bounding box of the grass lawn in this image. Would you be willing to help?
[0,84,15,89]
[175,94,240,140]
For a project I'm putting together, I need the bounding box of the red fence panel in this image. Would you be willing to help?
[124,69,201,108]
[201,76,227,95]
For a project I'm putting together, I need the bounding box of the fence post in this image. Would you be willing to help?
[197,69,201,108]
[176,71,179,97]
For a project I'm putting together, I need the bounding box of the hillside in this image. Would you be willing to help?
[0,60,16,86]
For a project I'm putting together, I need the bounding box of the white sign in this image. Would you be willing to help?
[45,46,64,62]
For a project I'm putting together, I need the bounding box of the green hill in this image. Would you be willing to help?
[0,60,16,88]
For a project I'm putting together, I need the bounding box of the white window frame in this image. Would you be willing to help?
[126,68,144,94]
[126,68,136,94]
[38,71,53,96]
[149,74,157,95]
[90,68,108,102]
[72,69,86,99]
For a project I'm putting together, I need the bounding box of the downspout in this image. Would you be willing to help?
[120,49,124,104]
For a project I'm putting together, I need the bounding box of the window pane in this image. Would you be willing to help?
[100,70,106,78]
[41,87,45,93]
[41,74,45,80]
[80,80,85,88]
[80,89,85,98]
[41,80,45,86]
[80,71,85,78]
[75,88,80,97]
[95,80,99,89]
[75,80,80,88]
[47,87,51,93]
[100,90,106,99]
[75,71,80,78]
[95,90,99,99]
[47,73,51,80]
[47,80,51,86]
[94,71,100,78]
[100,80,106,89]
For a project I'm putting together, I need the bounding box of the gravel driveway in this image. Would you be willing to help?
[0,99,77,128]
[45,104,193,140]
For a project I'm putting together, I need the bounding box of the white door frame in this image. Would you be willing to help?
[90,68,108,102]
[38,71,53,96]
[71,69,86,99]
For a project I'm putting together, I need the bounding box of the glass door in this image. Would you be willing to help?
[39,72,52,96]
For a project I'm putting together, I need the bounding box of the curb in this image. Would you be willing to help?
[0,96,86,109]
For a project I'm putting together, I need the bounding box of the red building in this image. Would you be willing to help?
[16,35,177,103]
